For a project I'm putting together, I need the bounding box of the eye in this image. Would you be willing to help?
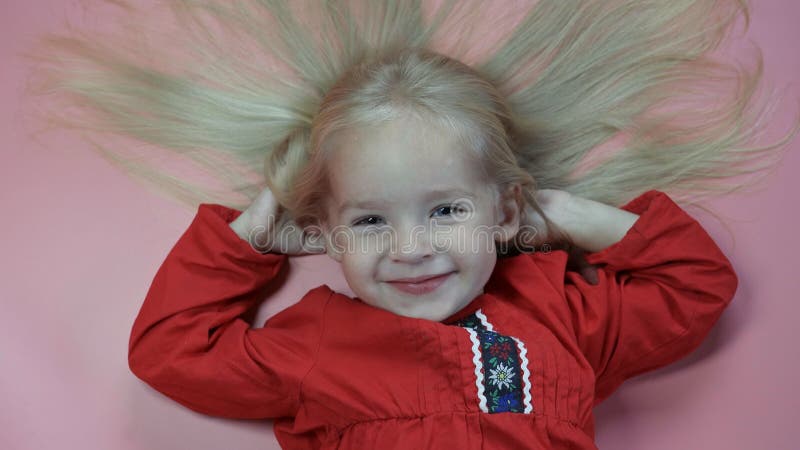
[432,203,469,218]
[352,216,384,227]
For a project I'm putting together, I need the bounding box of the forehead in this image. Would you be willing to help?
[325,117,488,209]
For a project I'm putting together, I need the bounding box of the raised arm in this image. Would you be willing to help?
[541,190,640,253]
[128,203,328,419]
[555,190,738,404]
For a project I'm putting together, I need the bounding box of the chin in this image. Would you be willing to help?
[409,305,456,322]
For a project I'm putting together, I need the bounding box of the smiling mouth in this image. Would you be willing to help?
[385,272,455,295]
[389,272,452,283]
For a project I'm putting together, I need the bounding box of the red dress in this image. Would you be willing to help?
[128,190,738,449]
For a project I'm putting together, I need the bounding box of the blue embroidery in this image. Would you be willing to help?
[456,313,527,414]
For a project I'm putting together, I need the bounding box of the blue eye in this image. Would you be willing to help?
[352,216,384,227]
[432,204,467,218]
[351,204,467,226]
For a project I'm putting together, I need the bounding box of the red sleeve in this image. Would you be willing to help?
[128,203,329,419]
[563,190,738,405]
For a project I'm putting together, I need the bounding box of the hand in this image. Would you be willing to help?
[520,189,599,285]
[518,189,573,249]
[228,186,325,256]
[565,245,599,285]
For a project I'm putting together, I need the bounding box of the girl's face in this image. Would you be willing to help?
[321,115,520,321]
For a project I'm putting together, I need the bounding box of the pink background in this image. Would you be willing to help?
[2,1,798,449]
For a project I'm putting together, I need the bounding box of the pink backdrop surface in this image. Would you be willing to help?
[1,1,798,449]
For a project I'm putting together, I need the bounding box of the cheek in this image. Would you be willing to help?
[340,250,377,286]
[434,221,496,255]
[332,227,391,254]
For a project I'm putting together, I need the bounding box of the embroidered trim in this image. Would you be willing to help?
[457,308,534,414]
[464,327,489,413]
[512,336,533,414]
[475,309,494,332]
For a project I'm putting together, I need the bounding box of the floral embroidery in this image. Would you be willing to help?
[494,392,522,413]
[488,362,515,389]
[488,341,513,360]
[456,310,533,414]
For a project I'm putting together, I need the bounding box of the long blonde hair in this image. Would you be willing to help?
[26,0,798,228]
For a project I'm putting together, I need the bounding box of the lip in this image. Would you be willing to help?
[385,272,454,295]
[389,273,452,283]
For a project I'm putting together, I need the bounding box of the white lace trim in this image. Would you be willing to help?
[512,336,533,413]
[464,327,489,413]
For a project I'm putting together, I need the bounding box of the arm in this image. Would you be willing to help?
[545,193,640,253]
[557,191,738,404]
[128,203,328,419]
[226,185,325,256]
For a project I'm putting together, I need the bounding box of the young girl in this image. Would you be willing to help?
[31,0,795,448]
[128,100,736,448]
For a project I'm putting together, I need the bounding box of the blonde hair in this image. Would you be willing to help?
[26,0,798,237]
[284,46,565,252]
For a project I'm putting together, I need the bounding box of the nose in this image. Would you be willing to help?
[389,221,434,263]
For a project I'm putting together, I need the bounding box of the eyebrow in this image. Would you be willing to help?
[338,188,476,212]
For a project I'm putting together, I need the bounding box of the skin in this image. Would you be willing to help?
[318,115,521,321]
[230,115,640,321]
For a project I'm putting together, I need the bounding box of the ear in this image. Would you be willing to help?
[494,183,522,245]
